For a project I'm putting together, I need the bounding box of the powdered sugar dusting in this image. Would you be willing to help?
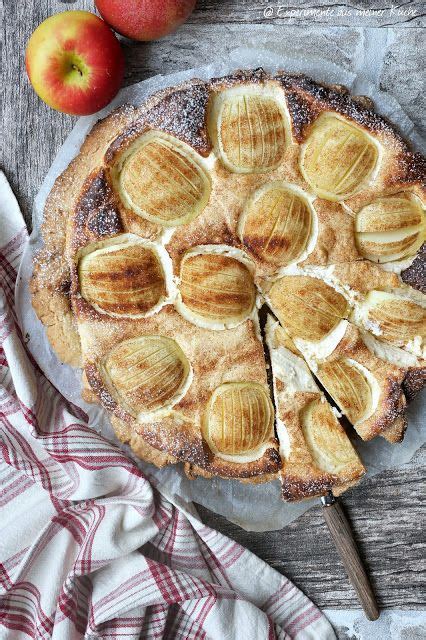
[141,81,211,155]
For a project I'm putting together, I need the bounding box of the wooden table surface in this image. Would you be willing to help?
[2,0,425,627]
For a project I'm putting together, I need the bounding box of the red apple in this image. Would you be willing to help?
[95,0,196,41]
[26,11,124,116]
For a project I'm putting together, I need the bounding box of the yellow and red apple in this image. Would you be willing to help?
[95,0,196,41]
[26,11,124,116]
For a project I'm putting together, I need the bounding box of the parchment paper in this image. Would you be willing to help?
[15,45,425,532]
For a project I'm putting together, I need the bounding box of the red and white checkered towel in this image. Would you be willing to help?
[0,171,335,639]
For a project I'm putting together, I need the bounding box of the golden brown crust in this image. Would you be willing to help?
[67,169,125,256]
[275,71,424,190]
[184,462,278,484]
[281,475,361,502]
[380,415,407,444]
[30,283,81,368]
[403,366,426,402]
[111,415,177,467]
[330,261,401,294]
[31,68,425,495]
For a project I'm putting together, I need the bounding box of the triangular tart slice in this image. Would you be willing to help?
[305,323,409,442]
[266,317,364,501]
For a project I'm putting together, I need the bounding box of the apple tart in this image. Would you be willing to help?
[31,68,425,500]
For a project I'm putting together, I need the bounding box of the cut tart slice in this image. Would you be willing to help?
[267,310,411,443]
[311,324,408,442]
[299,261,426,362]
[266,317,365,501]
[263,275,411,442]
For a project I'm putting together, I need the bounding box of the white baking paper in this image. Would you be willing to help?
[16,45,425,532]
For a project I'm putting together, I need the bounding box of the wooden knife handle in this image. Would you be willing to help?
[321,496,379,620]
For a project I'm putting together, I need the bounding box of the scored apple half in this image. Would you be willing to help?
[208,84,289,174]
[299,113,380,201]
[239,182,317,270]
[353,290,426,355]
[99,335,192,420]
[268,275,349,342]
[317,358,379,426]
[355,193,425,263]
[78,236,171,317]
[113,131,211,227]
[176,249,256,329]
[301,398,363,475]
[202,382,275,460]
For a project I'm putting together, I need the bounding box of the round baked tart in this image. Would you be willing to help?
[31,68,425,501]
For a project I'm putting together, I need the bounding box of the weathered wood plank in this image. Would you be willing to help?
[191,1,425,28]
[37,0,426,27]
[1,0,424,617]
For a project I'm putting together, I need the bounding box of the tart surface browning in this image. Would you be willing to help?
[31,68,425,500]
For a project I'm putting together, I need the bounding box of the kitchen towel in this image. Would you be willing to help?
[0,170,335,639]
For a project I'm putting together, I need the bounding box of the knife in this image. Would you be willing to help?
[321,490,379,620]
